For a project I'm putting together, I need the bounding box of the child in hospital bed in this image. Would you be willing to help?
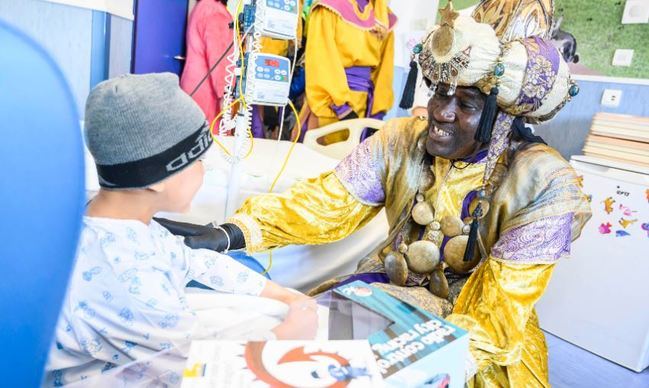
[44,73,317,386]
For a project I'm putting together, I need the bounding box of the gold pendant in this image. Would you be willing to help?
[431,0,459,57]
[444,235,481,274]
[384,251,408,286]
[406,240,440,274]
[432,26,455,57]
[440,215,464,237]
[429,265,449,299]
[412,200,435,226]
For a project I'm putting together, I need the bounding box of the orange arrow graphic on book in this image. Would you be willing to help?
[278,346,350,366]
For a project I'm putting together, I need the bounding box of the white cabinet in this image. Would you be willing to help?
[537,156,649,372]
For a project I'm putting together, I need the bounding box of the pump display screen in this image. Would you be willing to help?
[264,59,280,68]
[253,55,290,82]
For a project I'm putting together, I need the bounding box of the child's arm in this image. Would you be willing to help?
[186,248,268,296]
[165,221,306,302]
[187,247,319,339]
[258,277,306,305]
[188,247,311,306]
[169,226,319,339]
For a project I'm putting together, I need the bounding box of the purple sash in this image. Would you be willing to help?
[346,66,376,126]
[298,66,380,141]
[250,105,265,138]
[346,66,381,140]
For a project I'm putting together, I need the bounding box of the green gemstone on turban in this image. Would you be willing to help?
[494,63,505,77]
[413,43,423,54]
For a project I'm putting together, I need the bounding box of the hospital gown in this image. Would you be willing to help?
[44,217,267,386]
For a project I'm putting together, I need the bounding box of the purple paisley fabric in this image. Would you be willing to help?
[491,213,574,263]
[334,138,385,205]
[516,37,561,113]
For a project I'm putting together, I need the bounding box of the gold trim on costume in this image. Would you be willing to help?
[227,213,263,251]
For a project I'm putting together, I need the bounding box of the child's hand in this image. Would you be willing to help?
[260,279,311,306]
[278,289,311,305]
[260,280,319,339]
[272,298,318,340]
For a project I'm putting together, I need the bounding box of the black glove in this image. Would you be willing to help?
[341,110,359,120]
[154,218,245,252]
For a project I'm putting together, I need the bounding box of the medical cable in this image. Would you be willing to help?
[188,40,234,97]
[275,37,299,142]
[260,99,302,276]
[188,18,253,98]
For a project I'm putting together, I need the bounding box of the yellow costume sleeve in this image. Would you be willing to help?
[297,0,304,46]
[445,154,590,386]
[371,30,395,115]
[228,172,380,253]
[304,7,352,117]
[446,259,554,386]
[260,37,289,56]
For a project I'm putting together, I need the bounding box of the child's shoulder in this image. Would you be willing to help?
[81,217,132,246]
[149,219,173,238]
[79,217,118,252]
[78,217,153,263]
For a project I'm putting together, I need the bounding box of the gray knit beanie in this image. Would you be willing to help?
[85,73,212,189]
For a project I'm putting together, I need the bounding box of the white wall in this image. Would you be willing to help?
[42,0,134,20]
[390,0,439,67]
[0,0,93,115]
[0,0,135,117]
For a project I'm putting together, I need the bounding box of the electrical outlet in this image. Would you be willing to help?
[612,49,634,67]
[622,0,649,24]
[601,89,623,108]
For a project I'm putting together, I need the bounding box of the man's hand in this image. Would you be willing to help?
[154,217,233,252]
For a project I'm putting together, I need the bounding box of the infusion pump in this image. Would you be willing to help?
[237,0,298,106]
[256,0,299,40]
[245,53,292,106]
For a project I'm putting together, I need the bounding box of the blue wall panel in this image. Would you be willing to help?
[108,15,133,78]
[535,79,649,159]
[90,10,109,90]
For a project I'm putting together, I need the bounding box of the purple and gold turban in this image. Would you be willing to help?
[413,0,578,184]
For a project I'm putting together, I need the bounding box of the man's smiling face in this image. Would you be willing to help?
[425,83,487,160]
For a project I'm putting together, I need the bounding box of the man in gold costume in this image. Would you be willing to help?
[160,1,591,385]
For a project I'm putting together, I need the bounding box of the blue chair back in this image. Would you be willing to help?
[0,20,85,387]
